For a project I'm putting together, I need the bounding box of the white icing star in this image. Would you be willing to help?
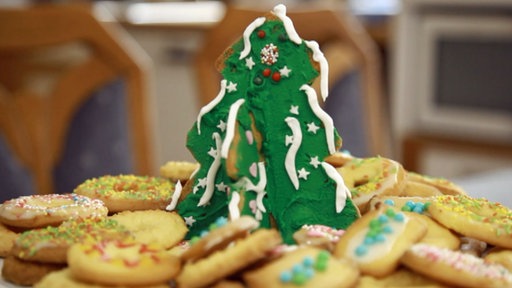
[197,177,207,188]
[184,216,196,227]
[216,182,228,192]
[217,120,227,132]
[297,168,310,180]
[310,156,321,168]
[285,135,294,146]
[290,105,299,115]
[207,147,217,158]
[307,122,320,134]
[226,81,238,93]
[245,57,255,70]
[280,66,292,77]
[193,185,200,194]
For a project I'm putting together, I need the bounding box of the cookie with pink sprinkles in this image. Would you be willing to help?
[0,193,108,229]
[401,243,512,288]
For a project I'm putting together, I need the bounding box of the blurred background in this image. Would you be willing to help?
[1,0,511,204]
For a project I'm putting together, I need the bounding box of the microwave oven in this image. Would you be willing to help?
[392,0,512,144]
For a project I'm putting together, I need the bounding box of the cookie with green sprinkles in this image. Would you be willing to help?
[428,194,512,249]
[11,217,131,264]
[73,174,176,213]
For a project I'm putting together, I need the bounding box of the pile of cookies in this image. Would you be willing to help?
[1,160,511,287]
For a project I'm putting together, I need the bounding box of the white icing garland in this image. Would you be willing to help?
[271,4,302,45]
[228,191,241,220]
[300,84,336,154]
[321,162,350,213]
[198,133,223,206]
[197,80,227,134]
[285,117,302,190]
[244,162,268,213]
[220,99,245,159]
[304,40,329,101]
[165,180,182,211]
[239,17,266,60]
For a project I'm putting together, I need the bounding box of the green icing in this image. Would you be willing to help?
[177,14,359,243]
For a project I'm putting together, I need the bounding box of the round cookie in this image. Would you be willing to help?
[405,212,460,250]
[407,172,466,196]
[337,157,406,213]
[2,255,66,286]
[402,243,512,288]
[484,248,512,272]
[68,238,180,286]
[160,160,199,183]
[0,222,18,257]
[356,268,447,288]
[109,210,187,249]
[74,174,175,212]
[11,217,131,264]
[34,268,170,288]
[367,195,433,214]
[401,181,443,197]
[292,224,345,252]
[333,207,427,277]
[180,215,259,263]
[0,193,107,229]
[243,247,359,288]
[176,228,283,288]
[428,194,512,249]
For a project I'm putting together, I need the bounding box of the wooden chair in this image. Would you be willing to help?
[0,4,154,198]
[194,4,389,157]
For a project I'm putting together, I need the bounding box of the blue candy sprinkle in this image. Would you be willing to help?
[378,214,389,223]
[394,213,405,222]
[215,216,228,227]
[375,233,386,242]
[355,245,368,256]
[304,267,315,279]
[292,264,303,274]
[364,236,375,245]
[405,201,415,208]
[280,271,292,283]
[383,199,395,206]
[303,256,314,267]
[382,225,393,234]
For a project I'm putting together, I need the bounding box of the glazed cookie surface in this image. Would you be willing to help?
[402,243,512,288]
[0,193,107,228]
[338,157,406,213]
[177,228,282,288]
[428,194,512,249]
[34,268,170,288]
[11,217,131,263]
[243,246,359,288]
[0,222,18,257]
[68,239,180,286]
[334,207,427,277]
[109,210,187,249]
[74,174,175,212]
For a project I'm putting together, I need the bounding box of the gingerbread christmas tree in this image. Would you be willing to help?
[174,5,359,243]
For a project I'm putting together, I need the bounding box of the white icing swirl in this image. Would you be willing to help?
[198,133,222,206]
[197,80,227,134]
[220,99,245,159]
[165,180,182,211]
[304,40,329,101]
[228,191,241,220]
[321,162,350,213]
[245,162,268,213]
[271,4,302,45]
[300,84,336,154]
[239,17,266,60]
[285,117,302,190]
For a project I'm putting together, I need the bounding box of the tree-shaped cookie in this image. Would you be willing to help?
[173,5,359,243]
